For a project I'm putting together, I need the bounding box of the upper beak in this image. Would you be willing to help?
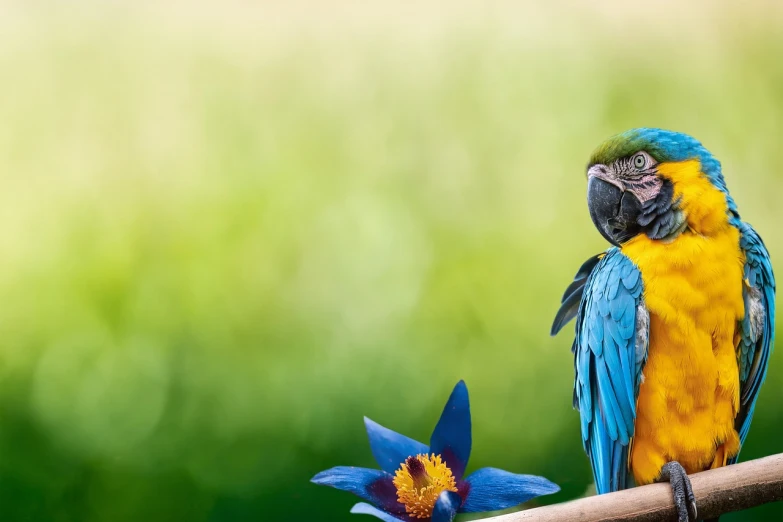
[586,166,642,245]
[587,176,623,245]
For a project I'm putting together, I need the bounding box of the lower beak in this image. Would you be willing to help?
[587,177,642,245]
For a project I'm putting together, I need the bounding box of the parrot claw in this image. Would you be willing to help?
[658,461,697,522]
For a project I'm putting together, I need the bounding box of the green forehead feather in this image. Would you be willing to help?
[588,130,666,166]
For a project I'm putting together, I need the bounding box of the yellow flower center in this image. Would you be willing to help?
[392,454,458,519]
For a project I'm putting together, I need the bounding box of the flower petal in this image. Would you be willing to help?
[365,416,429,473]
[431,491,462,522]
[311,467,403,513]
[460,467,560,513]
[350,503,406,522]
[429,380,471,479]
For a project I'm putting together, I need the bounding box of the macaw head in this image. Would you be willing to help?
[585,128,738,246]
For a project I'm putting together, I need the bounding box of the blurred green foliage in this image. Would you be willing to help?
[0,2,781,521]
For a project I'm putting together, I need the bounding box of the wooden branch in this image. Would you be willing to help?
[482,454,783,522]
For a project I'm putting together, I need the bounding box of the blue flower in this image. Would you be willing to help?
[311,381,560,521]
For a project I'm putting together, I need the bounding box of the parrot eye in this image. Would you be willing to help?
[633,153,647,169]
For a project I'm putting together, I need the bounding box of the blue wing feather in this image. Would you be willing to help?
[731,222,775,462]
[571,248,648,493]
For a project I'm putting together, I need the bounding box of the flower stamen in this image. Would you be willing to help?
[393,453,458,519]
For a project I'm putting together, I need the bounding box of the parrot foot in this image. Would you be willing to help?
[658,461,697,522]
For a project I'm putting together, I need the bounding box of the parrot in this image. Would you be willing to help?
[551,128,775,522]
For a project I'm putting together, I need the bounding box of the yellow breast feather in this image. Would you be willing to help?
[621,159,745,484]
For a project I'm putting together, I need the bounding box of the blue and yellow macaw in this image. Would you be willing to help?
[552,129,775,522]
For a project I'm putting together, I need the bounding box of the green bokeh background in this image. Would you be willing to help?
[0,2,781,521]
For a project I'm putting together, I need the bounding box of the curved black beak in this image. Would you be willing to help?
[587,177,642,246]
